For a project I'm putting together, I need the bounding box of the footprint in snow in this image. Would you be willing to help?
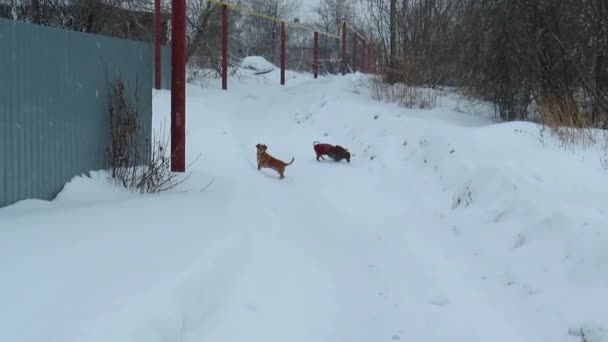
[245,303,259,313]
[513,232,526,249]
[429,296,450,307]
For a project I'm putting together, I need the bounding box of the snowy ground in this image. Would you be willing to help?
[1,57,607,342]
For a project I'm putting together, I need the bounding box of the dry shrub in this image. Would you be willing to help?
[538,95,598,149]
[384,59,428,86]
[369,75,437,110]
[538,95,608,171]
[107,78,188,193]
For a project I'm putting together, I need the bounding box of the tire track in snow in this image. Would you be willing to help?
[193,78,539,342]
[70,231,254,342]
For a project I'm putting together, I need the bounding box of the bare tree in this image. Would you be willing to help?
[358,0,607,125]
[388,0,396,78]
[185,0,220,62]
[314,0,356,34]
[359,0,391,58]
[232,0,299,64]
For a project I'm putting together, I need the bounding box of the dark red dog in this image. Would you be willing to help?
[313,141,351,163]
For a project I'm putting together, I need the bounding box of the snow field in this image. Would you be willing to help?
[1,57,607,342]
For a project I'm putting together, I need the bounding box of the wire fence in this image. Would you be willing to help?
[186,0,380,89]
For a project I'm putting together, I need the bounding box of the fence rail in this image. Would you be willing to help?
[187,0,379,90]
[0,18,170,208]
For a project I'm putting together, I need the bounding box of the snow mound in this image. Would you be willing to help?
[0,171,130,217]
[239,56,275,74]
[53,170,134,204]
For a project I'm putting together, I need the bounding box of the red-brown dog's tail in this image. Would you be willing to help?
[286,157,295,165]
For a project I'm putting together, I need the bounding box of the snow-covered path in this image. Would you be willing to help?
[1,64,607,342]
[156,75,533,342]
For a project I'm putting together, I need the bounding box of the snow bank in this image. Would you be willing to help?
[239,56,275,74]
[294,73,608,341]
[0,171,130,217]
[54,171,135,203]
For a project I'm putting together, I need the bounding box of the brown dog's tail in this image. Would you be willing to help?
[286,157,295,166]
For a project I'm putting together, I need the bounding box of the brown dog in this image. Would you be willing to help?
[256,144,294,179]
[313,141,351,162]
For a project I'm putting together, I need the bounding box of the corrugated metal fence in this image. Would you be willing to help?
[0,18,171,208]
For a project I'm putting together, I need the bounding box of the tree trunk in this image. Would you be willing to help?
[186,2,214,61]
[593,0,608,124]
[388,0,397,82]
[31,0,41,24]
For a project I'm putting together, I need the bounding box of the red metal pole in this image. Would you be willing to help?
[376,44,381,73]
[221,4,228,90]
[374,43,378,73]
[171,0,186,172]
[371,44,376,73]
[154,0,161,89]
[364,45,368,71]
[363,40,368,73]
[352,33,357,73]
[367,45,371,72]
[361,41,365,72]
[280,21,286,85]
[313,31,319,79]
[341,22,346,75]
[369,43,373,73]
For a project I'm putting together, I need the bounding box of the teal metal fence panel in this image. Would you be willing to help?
[0,18,170,208]
[158,45,172,90]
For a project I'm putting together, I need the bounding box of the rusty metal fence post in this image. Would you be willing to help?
[154,0,161,89]
[352,32,357,73]
[363,39,368,73]
[341,22,347,75]
[221,4,228,90]
[280,21,286,85]
[171,0,186,172]
[313,31,319,78]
